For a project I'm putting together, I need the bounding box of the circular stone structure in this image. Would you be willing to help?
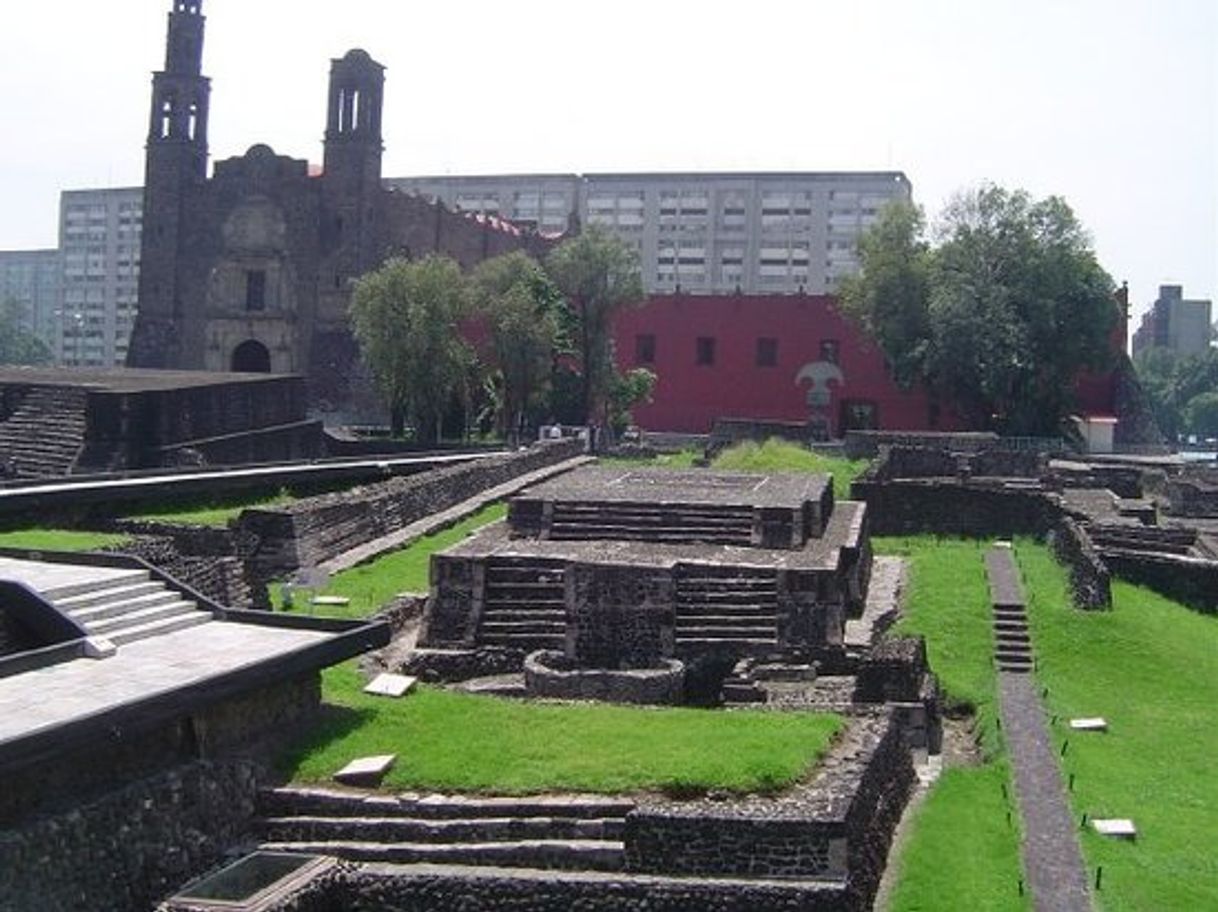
[524,650,685,705]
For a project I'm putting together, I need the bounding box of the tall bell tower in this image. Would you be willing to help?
[129,0,211,367]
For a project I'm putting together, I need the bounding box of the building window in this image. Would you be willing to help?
[819,339,840,364]
[245,270,266,311]
[696,336,716,366]
[635,333,656,365]
[756,337,778,367]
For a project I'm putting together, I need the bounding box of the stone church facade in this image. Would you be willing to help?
[127,1,553,417]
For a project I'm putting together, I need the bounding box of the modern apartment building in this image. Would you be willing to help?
[386,171,912,294]
[0,249,60,348]
[58,187,143,367]
[1131,284,1214,359]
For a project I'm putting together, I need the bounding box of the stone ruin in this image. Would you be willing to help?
[415,465,875,704]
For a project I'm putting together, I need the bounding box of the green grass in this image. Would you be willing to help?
[599,449,701,469]
[886,761,1028,912]
[0,528,129,552]
[1017,542,1218,912]
[283,663,843,794]
[874,535,1027,911]
[711,439,869,499]
[124,488,297,527]
[278,502,507,619]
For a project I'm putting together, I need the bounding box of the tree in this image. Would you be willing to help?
[607,367,657,433]
[1184,392,1218,439]
[0,299,52,366]
[546,227,645,425]
[842,185,1117,436]
[470,252,565,442]
[349,255,473,442]
[1135,346,1218,440]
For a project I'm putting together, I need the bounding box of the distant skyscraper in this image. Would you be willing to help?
[1131,285,1213,359]
[0,249,60,350]
[57,187,144,366]
[388,171,912,294]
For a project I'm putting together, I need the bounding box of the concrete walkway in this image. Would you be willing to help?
[318,456,595,574]
[987,548,1092,912]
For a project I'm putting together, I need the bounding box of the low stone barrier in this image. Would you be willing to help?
[1049,518,1112,610]
[524,650,685,705]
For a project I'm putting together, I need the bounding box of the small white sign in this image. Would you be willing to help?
[334,754,396,786]
[1092,818,1137,839]
[1070,717,1108,732]
[364,673,417,698]
[310,595,351,607]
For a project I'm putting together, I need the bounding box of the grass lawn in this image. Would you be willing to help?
[0,528,129,552]
[874,535,1027,912]
[1017,543,1218,912]
[599,450,702,470]
[283,662,844,795]
[278,502,507,619]
[711,439,869,500]
[124,488,296,528]
[885,761,1028,912]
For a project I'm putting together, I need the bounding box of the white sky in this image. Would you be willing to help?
[1,0,1214,324]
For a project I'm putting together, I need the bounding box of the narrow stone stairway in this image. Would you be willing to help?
[256,787,633,872]
[42,569,212,645]
[0,386,88,477]
[477,559,567,651]
[674,564,779,654]
[985,547,1091,912]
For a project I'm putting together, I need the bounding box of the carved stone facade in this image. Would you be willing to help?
[127,2,552,418]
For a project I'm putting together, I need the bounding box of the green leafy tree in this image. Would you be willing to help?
[471,252,565,442]
[842,185,1117,436]
[1184,392,1218,439]
[607,367,657,433]
[349,255,473,442]
[1135,347,1218,439]
[546,226,645,424]
[0,299,52,366]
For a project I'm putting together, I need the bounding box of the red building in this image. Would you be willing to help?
[613,293,955,435]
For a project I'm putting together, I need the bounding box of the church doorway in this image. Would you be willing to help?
[231,339,271,373]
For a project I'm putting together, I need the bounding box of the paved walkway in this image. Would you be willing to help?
[318,455,595,574]
[987,548,1092,912]
[844,555,905,648]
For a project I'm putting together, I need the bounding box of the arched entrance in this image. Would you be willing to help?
[231,339,271,373]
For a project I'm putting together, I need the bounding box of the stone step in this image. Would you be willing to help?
[486,566,565,583]
[677,608,778,621]
[994,630,1031,645]
[107,611,213,646]
[484,590,566,606]
[479,621,567,637]
[257,788,636,821]
[52,580,167,612]
[553,504,752,517]
[675,593,779,606]
[38,570,152,602]
[66,589,182,623]
[675,612,777,625]
[677,576,778,588]
[87,600,199,635]
[257,839,625,871]
[547,528,749,543]
[258,815,625,844]
[675,625,776,639]
[480,633,565,650]
[478,609,566,624]
[486,582,566,594]
[674,637,776,652]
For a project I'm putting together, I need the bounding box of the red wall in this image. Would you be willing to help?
[612,293,953,435]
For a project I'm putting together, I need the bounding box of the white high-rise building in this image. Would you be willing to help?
[57,187,143,367]
[387,171,911,294]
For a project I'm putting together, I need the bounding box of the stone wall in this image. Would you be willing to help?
[0,608,37,659]
[1162,478,1218,518]
[569,564,675,668]
[524,650,684,704]
[624,713,914,911]
[1101,550,1218,614]
[1049,518,1112,610]
[0,760,260,912]
[844,431,1002,460]
[850,478,1059,538]
[239,440,580,582]
[113,534,255,609]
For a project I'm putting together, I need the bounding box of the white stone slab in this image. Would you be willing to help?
[364,673,417,698]
[1070,717,1108,732]
[994,540,1013,549]
[310,595,351,607]
[1093,818,1137,838]
[334,754,396,787]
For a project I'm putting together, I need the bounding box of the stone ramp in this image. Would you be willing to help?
[986,547,1092,912]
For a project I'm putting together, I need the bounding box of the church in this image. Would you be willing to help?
[126,1,552,417]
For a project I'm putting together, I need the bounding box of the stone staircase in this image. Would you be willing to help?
[986,549,1034,674]
[0,386,88,478]
[255,787,632,872]
[674,564,779,653]
[477,559,567,651]
[42,569,213,646]
[546,502,754,546]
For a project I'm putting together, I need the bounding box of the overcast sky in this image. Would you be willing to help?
[1,0,1214,324]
